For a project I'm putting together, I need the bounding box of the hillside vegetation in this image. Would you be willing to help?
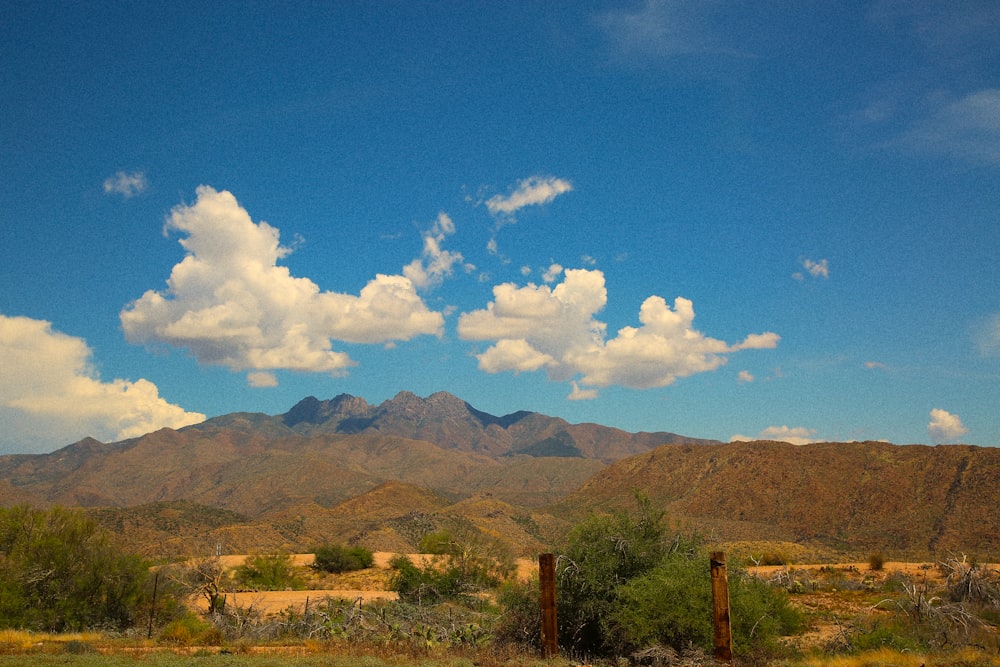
[0,392,996,562]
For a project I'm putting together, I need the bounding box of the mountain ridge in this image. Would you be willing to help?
[0,391,996,560]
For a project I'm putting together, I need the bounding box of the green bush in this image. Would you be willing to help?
[868,552,885,571]
[389,548,506,605]
[313,544,374,573]
[234,553,304,591]
[554,495,682,657]
[494,577,541,650]
[419,530,457,555]
[513,495,804,662]
[159,610,224,645]
[0,505,153,631]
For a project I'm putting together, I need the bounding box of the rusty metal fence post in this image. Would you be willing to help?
[539,553,558,658]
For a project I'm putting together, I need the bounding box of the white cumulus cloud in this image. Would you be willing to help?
[103,170,148,198]
[120,186,445,384]
[458,268,779,392]
[928,408,968,443]
[0,313,204,453]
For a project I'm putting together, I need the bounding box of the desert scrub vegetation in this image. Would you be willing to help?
[312,544,374,574]
[0,505,180,632]
[234,553,305,591]
[781,555,1000,661]
[496,495,804,663]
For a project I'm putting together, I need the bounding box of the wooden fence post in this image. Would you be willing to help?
[539,553,558,658]
[710,551,733,663]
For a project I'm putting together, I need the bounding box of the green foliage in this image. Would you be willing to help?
[868,551,886,571]
[159,610,224,645]
[313,544,374,573]
[493,577,541,650]
[389,547,508,605]
[234,553,304,591]
[539,495,802,661]
[419,530,457,555]
[554,494,681,656]
[0,504,152,631]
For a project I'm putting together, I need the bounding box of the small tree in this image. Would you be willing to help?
[313,544,374,573]
[173,556,228,614]
[234,553,304,591]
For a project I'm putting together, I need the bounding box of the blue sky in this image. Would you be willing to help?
[2,1,998,453]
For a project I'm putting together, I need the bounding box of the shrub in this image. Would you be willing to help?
[159,611,224,645]
[419,530,457,555]
[537,494,802,662]
[494,577,541,650]
[234,553,304,591]
[554,494,681,657]
[313,544,374,573]
[389,547,507,605]
[868,552,886,571]
[0,505,153,631]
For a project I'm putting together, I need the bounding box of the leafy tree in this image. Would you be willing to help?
[313,544,374,573]
[0,505,151,631]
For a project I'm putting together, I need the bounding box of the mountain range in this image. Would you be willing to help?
[1,391,997,561]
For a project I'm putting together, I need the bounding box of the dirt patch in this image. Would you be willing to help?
[194,552,542,615]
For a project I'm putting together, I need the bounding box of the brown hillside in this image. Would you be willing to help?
[561,440,1000,558]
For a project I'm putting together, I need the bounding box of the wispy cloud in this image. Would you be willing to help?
[484,175,573,260]
[541,263,563,283]
[103,171,147,198]
[896,89,1000,165]
[737,370,754,383]
[403,212,473,290]
[0,313,204,453]
[928,408,968,443]
[247,371,279,388]
[973,313,1000,356]
[485,176,573,217]
[793,257,829,281]
[598,0,722,59]
[121,186,445,385]
[568,381,599,401]
[458,268,778,392]
[731,425,820,446]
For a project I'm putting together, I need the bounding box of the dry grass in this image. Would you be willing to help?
[791,646,1000,667]
[0,630,103,652]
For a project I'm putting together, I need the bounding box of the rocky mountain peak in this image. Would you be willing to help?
[282,394,371,427]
